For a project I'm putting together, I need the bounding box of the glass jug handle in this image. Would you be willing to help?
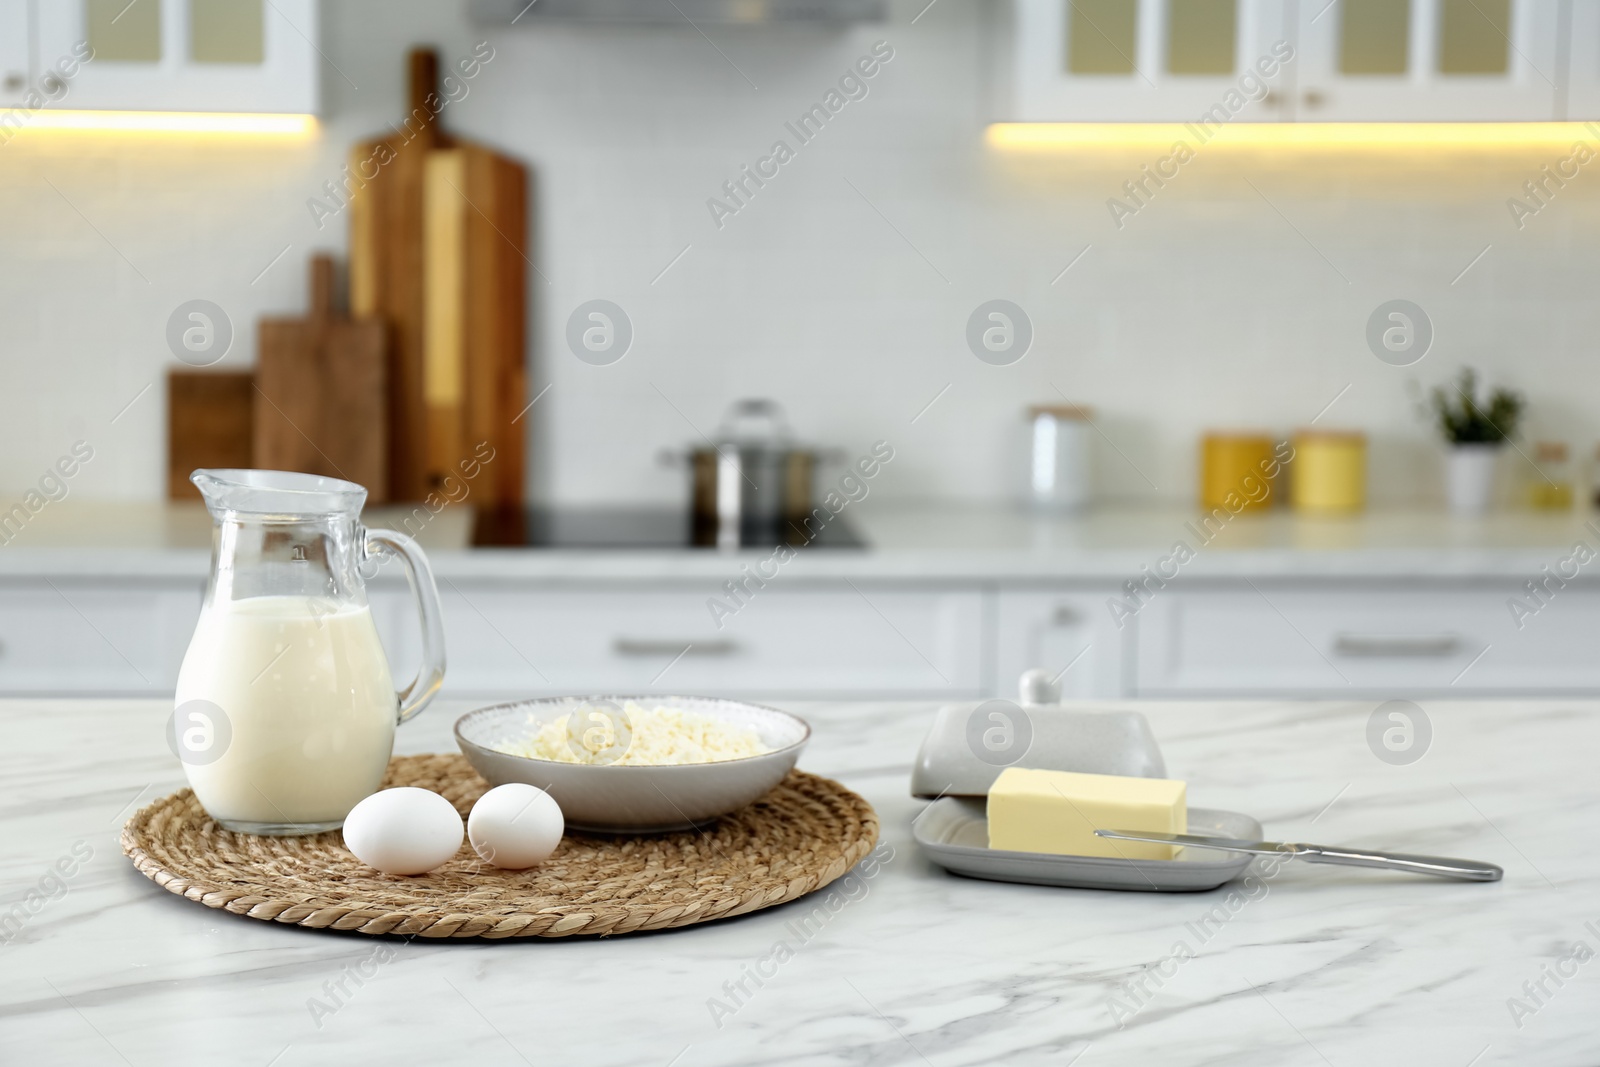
[363,527,446,725]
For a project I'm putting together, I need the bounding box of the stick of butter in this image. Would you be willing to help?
[987,768,1187,860]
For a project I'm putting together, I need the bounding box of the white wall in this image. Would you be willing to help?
[0,0,1596,509]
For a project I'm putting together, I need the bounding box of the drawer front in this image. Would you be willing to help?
[0,580,201,694]
[995,590,1129,700]
[1136,584,1600,696]
[374,583,985,698]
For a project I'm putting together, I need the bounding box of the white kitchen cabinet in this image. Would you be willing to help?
[994,589,1129,699]
[12,567,1599,702]
[0,579,201,694]
[995,0,1568,122]
[1288,0,1562,120]
[999,0,1295,122]
[0,0,30,108]
[1563,1,1600,119]
[372,582,988,700]
[1133,582,1600,697]
[34,0,319,114]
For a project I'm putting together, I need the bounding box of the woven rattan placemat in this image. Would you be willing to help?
[121,753,879,939]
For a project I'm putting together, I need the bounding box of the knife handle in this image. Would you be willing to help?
[1297,844,1503,882]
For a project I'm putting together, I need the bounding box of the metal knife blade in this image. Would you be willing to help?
[1095,829,1304,856]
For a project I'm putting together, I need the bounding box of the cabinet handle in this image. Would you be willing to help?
[613,638,738,658]
[1334,634,1460,658]
[1302,90,1325,109]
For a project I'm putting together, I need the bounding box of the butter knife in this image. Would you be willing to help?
[1094,829,1503,882]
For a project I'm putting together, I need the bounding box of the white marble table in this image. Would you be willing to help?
[2,698,1597,1066]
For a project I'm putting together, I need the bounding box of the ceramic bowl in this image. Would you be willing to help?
[454,695,810,833]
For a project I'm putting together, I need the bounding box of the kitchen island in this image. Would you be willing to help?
[3,697,1596,1066]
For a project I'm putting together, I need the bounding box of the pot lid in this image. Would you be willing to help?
[714,398,794,447]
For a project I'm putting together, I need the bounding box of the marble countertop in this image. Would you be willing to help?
[2,697,1596,1066]
[3,501,1600,580]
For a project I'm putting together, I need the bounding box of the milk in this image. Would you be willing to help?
[175,596,397,829]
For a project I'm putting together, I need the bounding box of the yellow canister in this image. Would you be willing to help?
[1200,434,1277,512]
[1291,430,1366,513]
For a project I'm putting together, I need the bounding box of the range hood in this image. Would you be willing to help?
[470,0,887,24]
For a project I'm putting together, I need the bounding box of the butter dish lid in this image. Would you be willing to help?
[910,701,1167,799]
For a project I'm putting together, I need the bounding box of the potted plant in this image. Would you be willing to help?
[1430,369,1524,516]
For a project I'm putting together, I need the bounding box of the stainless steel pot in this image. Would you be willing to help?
[660,399,834,547]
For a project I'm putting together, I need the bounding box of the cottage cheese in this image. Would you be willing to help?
[497,702,772,766]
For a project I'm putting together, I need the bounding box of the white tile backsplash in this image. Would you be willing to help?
[0,0,1596,508]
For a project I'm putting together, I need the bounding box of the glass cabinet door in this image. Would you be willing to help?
[1289,0,1561,120]
[34,0,318,113]
[1005,0,1293,121]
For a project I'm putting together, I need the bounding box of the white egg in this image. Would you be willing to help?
[342,787,464,876]
[468,784,564,870]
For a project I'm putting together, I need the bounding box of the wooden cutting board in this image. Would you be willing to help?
[423,143,527,508]
[253,256,389,499]
[349,48,526,507]
[167,369,254,500]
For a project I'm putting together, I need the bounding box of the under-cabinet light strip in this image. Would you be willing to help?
[987,121,1600,150]
[11,111,317,135]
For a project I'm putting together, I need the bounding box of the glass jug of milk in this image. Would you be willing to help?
[175,470,446,835]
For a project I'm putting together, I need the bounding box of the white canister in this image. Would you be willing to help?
[1445,442,1501,516]
[1026,405,1092,512]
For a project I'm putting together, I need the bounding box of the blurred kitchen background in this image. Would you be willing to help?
[4,0,1600,703]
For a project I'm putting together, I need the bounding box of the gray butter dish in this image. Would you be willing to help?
[910,701,1167,799]
[913,800,1260,892]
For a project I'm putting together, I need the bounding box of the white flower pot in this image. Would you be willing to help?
[1445,444,1501,516]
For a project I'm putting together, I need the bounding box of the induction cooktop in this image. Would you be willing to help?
[471,507,867,550]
